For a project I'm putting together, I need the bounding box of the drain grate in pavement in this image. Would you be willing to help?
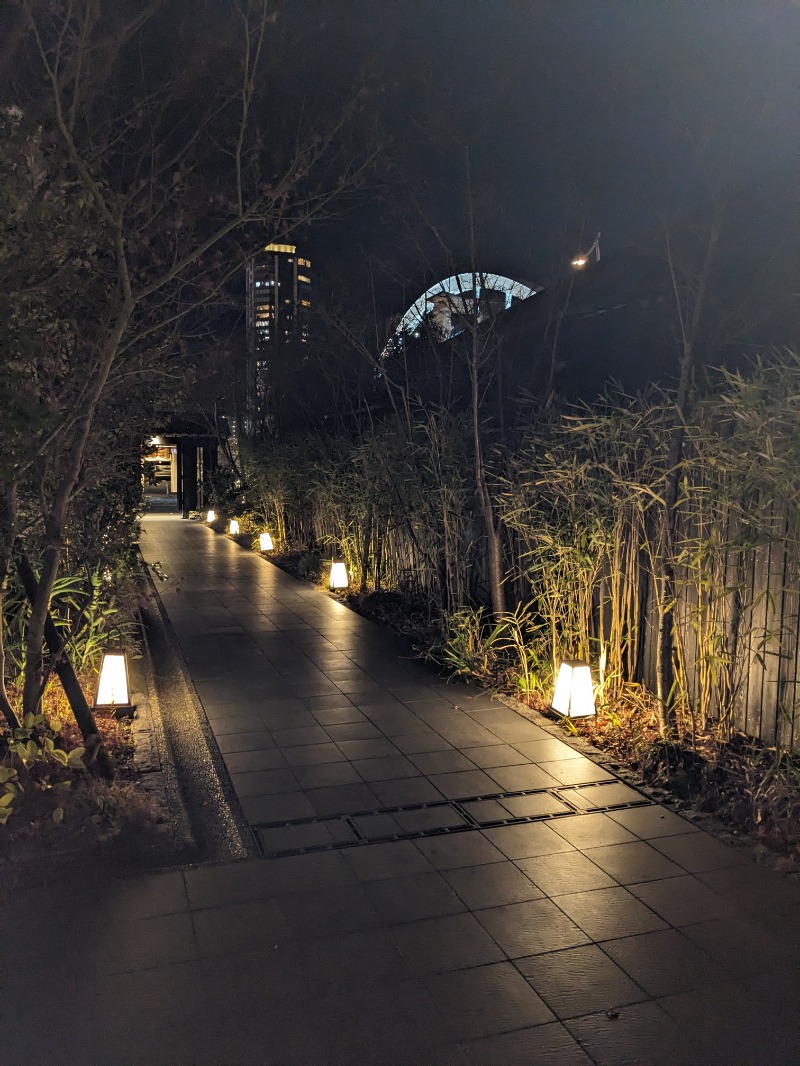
[251,780,652,857]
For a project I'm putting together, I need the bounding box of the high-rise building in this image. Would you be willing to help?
[244,242,311,433]
[246,242,312,351]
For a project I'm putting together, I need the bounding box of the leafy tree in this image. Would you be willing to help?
[0,1,376,752]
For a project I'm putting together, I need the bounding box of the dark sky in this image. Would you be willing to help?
[281,0,799,316]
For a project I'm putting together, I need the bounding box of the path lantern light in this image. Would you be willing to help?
[94,650,133,716]
[329,560,349,590]
[206,509,216,523]
[259,532,274,552]
[551,660,596,719]
[228,519,240,536]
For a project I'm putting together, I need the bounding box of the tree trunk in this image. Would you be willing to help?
[470,333,506,615]
[16,553,113,779]
[22,540,61,717]
[359,506,372,594]
[544,273,575,401]
[20,309,133,720]
[0,558,21,731]
[0,484,21,730]
[656,222,720,738]
[656,427,684,737]
[374,522,384,593]
[463,151,506,617]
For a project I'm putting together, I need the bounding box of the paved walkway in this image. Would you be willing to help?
[4,513,800,1065]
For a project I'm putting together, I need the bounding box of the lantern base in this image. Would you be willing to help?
[112,703,137,720]
[548,705,596,720]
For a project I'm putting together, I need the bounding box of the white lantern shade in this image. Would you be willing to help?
[551,660,595,718]
[259,532,274,552]
[206,509,216,523]
[95,652,130,708]
[228,519,240,535]
[329,561,349,589]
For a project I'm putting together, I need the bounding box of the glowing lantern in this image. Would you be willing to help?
[228,519,240,535]
[95,651,131,711]
[551,660,595,718]
[207,510,216,523]
[259,532,274,552]
[329,561,349,589]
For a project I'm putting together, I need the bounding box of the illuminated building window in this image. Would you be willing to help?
[298,274,311,284]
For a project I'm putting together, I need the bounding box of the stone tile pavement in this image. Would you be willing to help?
[3,513,799,1065]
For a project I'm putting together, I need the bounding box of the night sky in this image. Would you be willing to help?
[282,1,798,316]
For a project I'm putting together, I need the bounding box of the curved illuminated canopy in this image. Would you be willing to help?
[395,272,539,340]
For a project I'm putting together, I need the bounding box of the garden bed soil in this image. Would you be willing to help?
[267,550,442,645]
[575,702,800,865]
[0,695,172,881]
[506,690,800,871]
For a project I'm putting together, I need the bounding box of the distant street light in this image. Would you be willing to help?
[570,232,602,271]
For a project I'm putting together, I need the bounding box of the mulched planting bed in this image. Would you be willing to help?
[0,689,164,871]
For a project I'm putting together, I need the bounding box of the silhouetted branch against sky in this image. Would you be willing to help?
[296,0,798,312]
[0,0,380,717]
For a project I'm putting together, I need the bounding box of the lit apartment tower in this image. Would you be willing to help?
[245,242,311,432]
